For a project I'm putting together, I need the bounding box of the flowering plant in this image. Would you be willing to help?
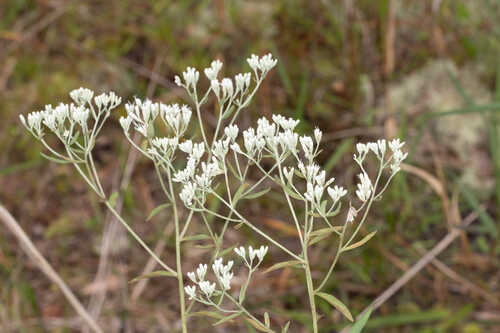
[20,53,407,333]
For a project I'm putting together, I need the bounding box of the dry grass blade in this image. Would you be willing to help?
[0,205,103,333]
[340,210,480,333]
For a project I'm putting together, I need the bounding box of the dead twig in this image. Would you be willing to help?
[340,210,479,332]
[0,205,103,333]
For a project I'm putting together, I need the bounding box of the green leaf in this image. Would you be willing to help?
[218,245,237,257]
[244,187,271,200]
[189,311,225,320]
[129,270,176,283]
[182,234,211,242]
[315,292,353,321]
[263,260,303,274]
[349,308,372,333]
[342,231,377,252]
[232,182,249,204]
[146,203,171,221]
[213,312,241,326]
[310,226,343,237]
[246,318,269,332]
[108,192,119,208]
[282,321,291,333]
[40,152,73,164]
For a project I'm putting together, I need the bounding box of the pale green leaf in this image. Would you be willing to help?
[146,203,171,221]
[263,260,303,274]
[315,292,353,321]
[342,231,377,252]
[129,270,176,283]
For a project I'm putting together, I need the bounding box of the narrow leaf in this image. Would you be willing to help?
[129,270,176,283]
[182,234,211,242]
[342,231,377,252]
[232,182,249,205]
[189,311,225,320]
[263,260,303,274]
[213,312,241,326]
[282,321,291,333]
[246,318,269,332]
[316,292,353,321]
[244,187,271,200]
[349,308,373,333]
[40,152,73,164]
[146,203,171,221]
[108,192,119,208]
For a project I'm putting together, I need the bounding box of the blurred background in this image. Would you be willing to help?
[1,0,500,332]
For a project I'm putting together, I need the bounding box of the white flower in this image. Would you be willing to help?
[230,142,242,153]
[355,172,372,202]
[182,67,199,89]
[20,111,45,136]
[196,263,208,281]
[314,128,322,143]
[199,281,216,298]
[255,245,268,262]
[221,78,234,100]
[314,170,326,187]
[248,246,257,263]
[94,91,121,111]
[174,75,182,86]
[234,246,246,259]
[389,138,405,152]
[204,60,223,80]
[247,54,260,72]
[224,124,239,141]
[300,135,314,159]
[71,105,90,129]
[119,116,132,133]
[70,87,94,106]
[258,53,277,72]
[377,139,386,156]
[179,140,193,154]
[212,138,230,159]
[180,182,196,206]
[187,271,197,283]
[347,205,357,223]
[367,142,379,156]
[210,79,220,99]
[272,114,299,131]
[327,185,347,203]
[235,72,251,93]
[184,285,196,300]
[191,142,205,160]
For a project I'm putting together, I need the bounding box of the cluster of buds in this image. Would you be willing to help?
[184,258,235,300]
[234,245,269,269]
[20,88,121,145]
[121,99,192,139]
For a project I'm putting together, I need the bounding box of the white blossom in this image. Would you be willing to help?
[347,205,357,223]
[179,140,193,154]
[314,128,322,143]
[327,185,347,203]
[235,72,251,93]
[184,285,196,300]
[180,182,196,206]
[224,124,239,141]
[355,172,372,202]
[221,78,234,100]
[196,263,208,281]
[204,60,223,80]
[182,67,199,89]
[199,281,216,298]
[70,87,94,106]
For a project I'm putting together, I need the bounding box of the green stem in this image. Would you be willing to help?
[166,168,188,333]
[104,201,177,275]
[303,245,318,333]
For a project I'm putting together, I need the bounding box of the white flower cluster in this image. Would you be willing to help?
[234,245,268,269]
[184,258,234,300]
[175,54,277,116]
[353,138,408,202]
[20,88,121,143]
[121,99,192,138]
